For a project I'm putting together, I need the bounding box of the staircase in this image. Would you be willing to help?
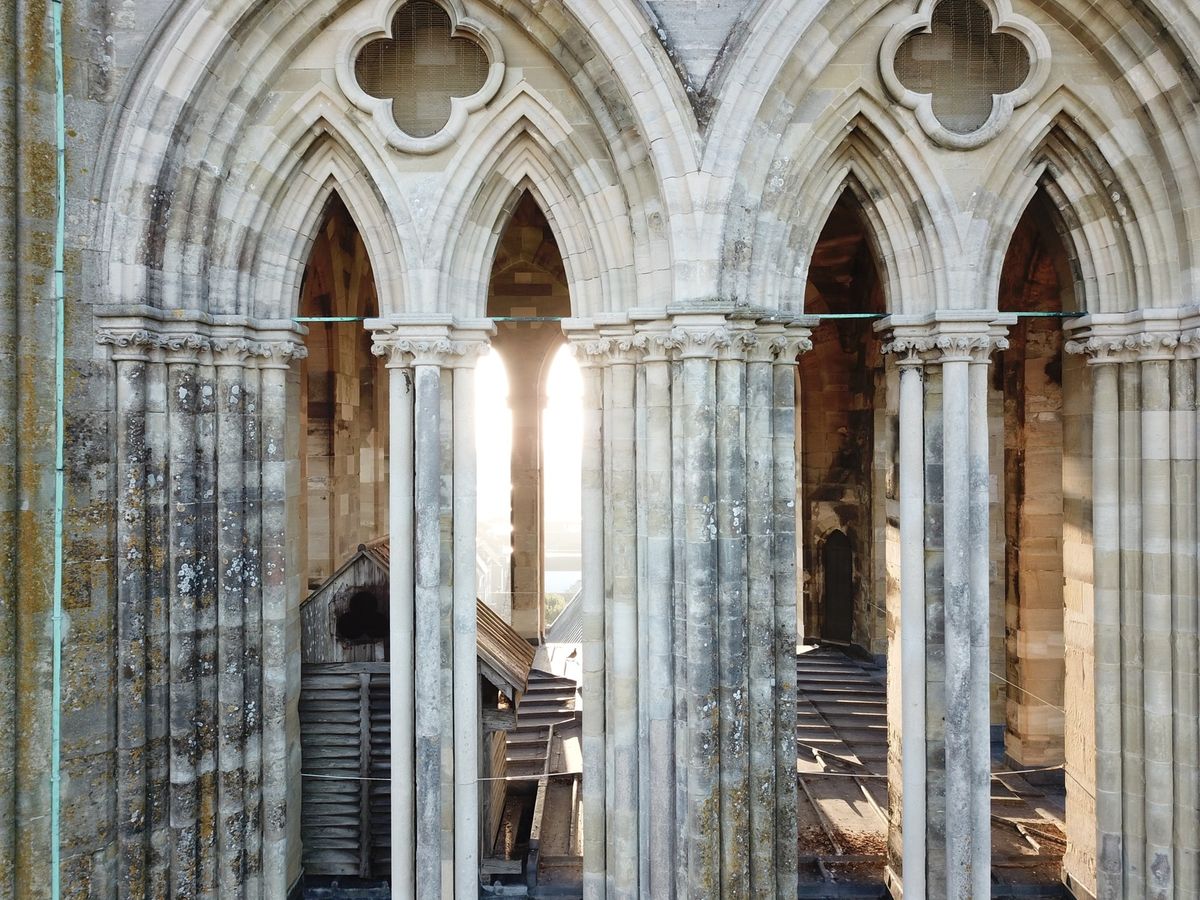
[506,672,579,778]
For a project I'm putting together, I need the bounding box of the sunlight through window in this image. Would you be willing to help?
[475,350,512,613]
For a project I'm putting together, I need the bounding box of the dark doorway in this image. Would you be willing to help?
[820,530,854,644]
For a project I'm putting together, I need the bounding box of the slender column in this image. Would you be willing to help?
[967,348,992,900]
[145,345,172,896]
[878,316,1009,899]
[258,340,306,900]
[939,346,975,898]
[771,324,806,896]
[1065,332,1124,897]
[240,350,265,900]
[370,322,492,898]
[641,328,676,898]
[571,344,606,900]
[412,358,443,896]
[105,338,152,897]
[213,342,248,898]
[1141,353,1175,897]
[677,323,723,897]
[608,335,642,900]
[898,351,927,898]
[453,354,483,900]
[1170,342,1198,900]
[194,352,219,900]
[670,338,690,899]
[1119,359,1146,896]
[716,329,750,899]
[745,329,777,896]
[373,338,415,898]
[601,360,617,895]
[165,340,203,898]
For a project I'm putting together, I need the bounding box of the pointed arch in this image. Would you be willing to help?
[733,94,954,316]
[207,85,420,319]
[247,136,410,320]
[973,91,1181,314]
[95,0,694,319]
[429,87,643,318]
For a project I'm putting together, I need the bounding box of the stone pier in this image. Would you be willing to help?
[878,313,1014,900]
[566,308,812,900]
[1066,309,1200,900]
[96,311,308,898]
[369,318,493,900]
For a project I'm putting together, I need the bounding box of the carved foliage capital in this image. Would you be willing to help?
[882,331,1007,364]
[98,325,306,368]
[1065,330,1181,364]
[371,333,490,368]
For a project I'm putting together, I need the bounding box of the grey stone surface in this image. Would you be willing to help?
[4,0,1200,895]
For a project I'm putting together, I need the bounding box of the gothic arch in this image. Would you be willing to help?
[93,0,695,319]
[248,135,410,319]
[700,0,1200,321]
[431,89,642,318]
[974,94,1176,314]
[735,95,953,316]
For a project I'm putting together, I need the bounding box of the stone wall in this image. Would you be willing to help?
[6,0,1200,895]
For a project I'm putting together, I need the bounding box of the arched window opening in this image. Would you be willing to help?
[798,189,887,652]
[541,345,582,632]
[996,187,1086,890]
[480,191,583,888]
[476,351,513,616]
[796,189,891,891]
[297,195,388,590]
[295,195,391,886]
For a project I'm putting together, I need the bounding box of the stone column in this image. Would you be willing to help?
[163,334,204,897]
[99,332,153,898]
[566,310,810,899]
[878,314,1012,900]
[452,353,483,900]
[608,332,642,900]
[1173,316,1199,900]
[575,346,607,900]
[880,340,927,899]
[97,317,307,900]
[771,322,807,895]
[370,320,492,900]
[1066,310,1200,900]
[372,339,416,897]
[256,336,308,899]
[675,319,723,898]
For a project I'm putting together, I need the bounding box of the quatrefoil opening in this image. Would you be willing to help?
[339,0,504,154]
[880,0,1050,150]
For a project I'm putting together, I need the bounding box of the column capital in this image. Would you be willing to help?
[256,340,309,370]
[570,331,648,367]
[1065,309,1191,364]
[876,313,1014,365]
[210,336,272,367]
[96,328,161,362]
[635,320,679,363]
[369,318,495,369]
[565,312,813,364]
[96,310,308,368]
